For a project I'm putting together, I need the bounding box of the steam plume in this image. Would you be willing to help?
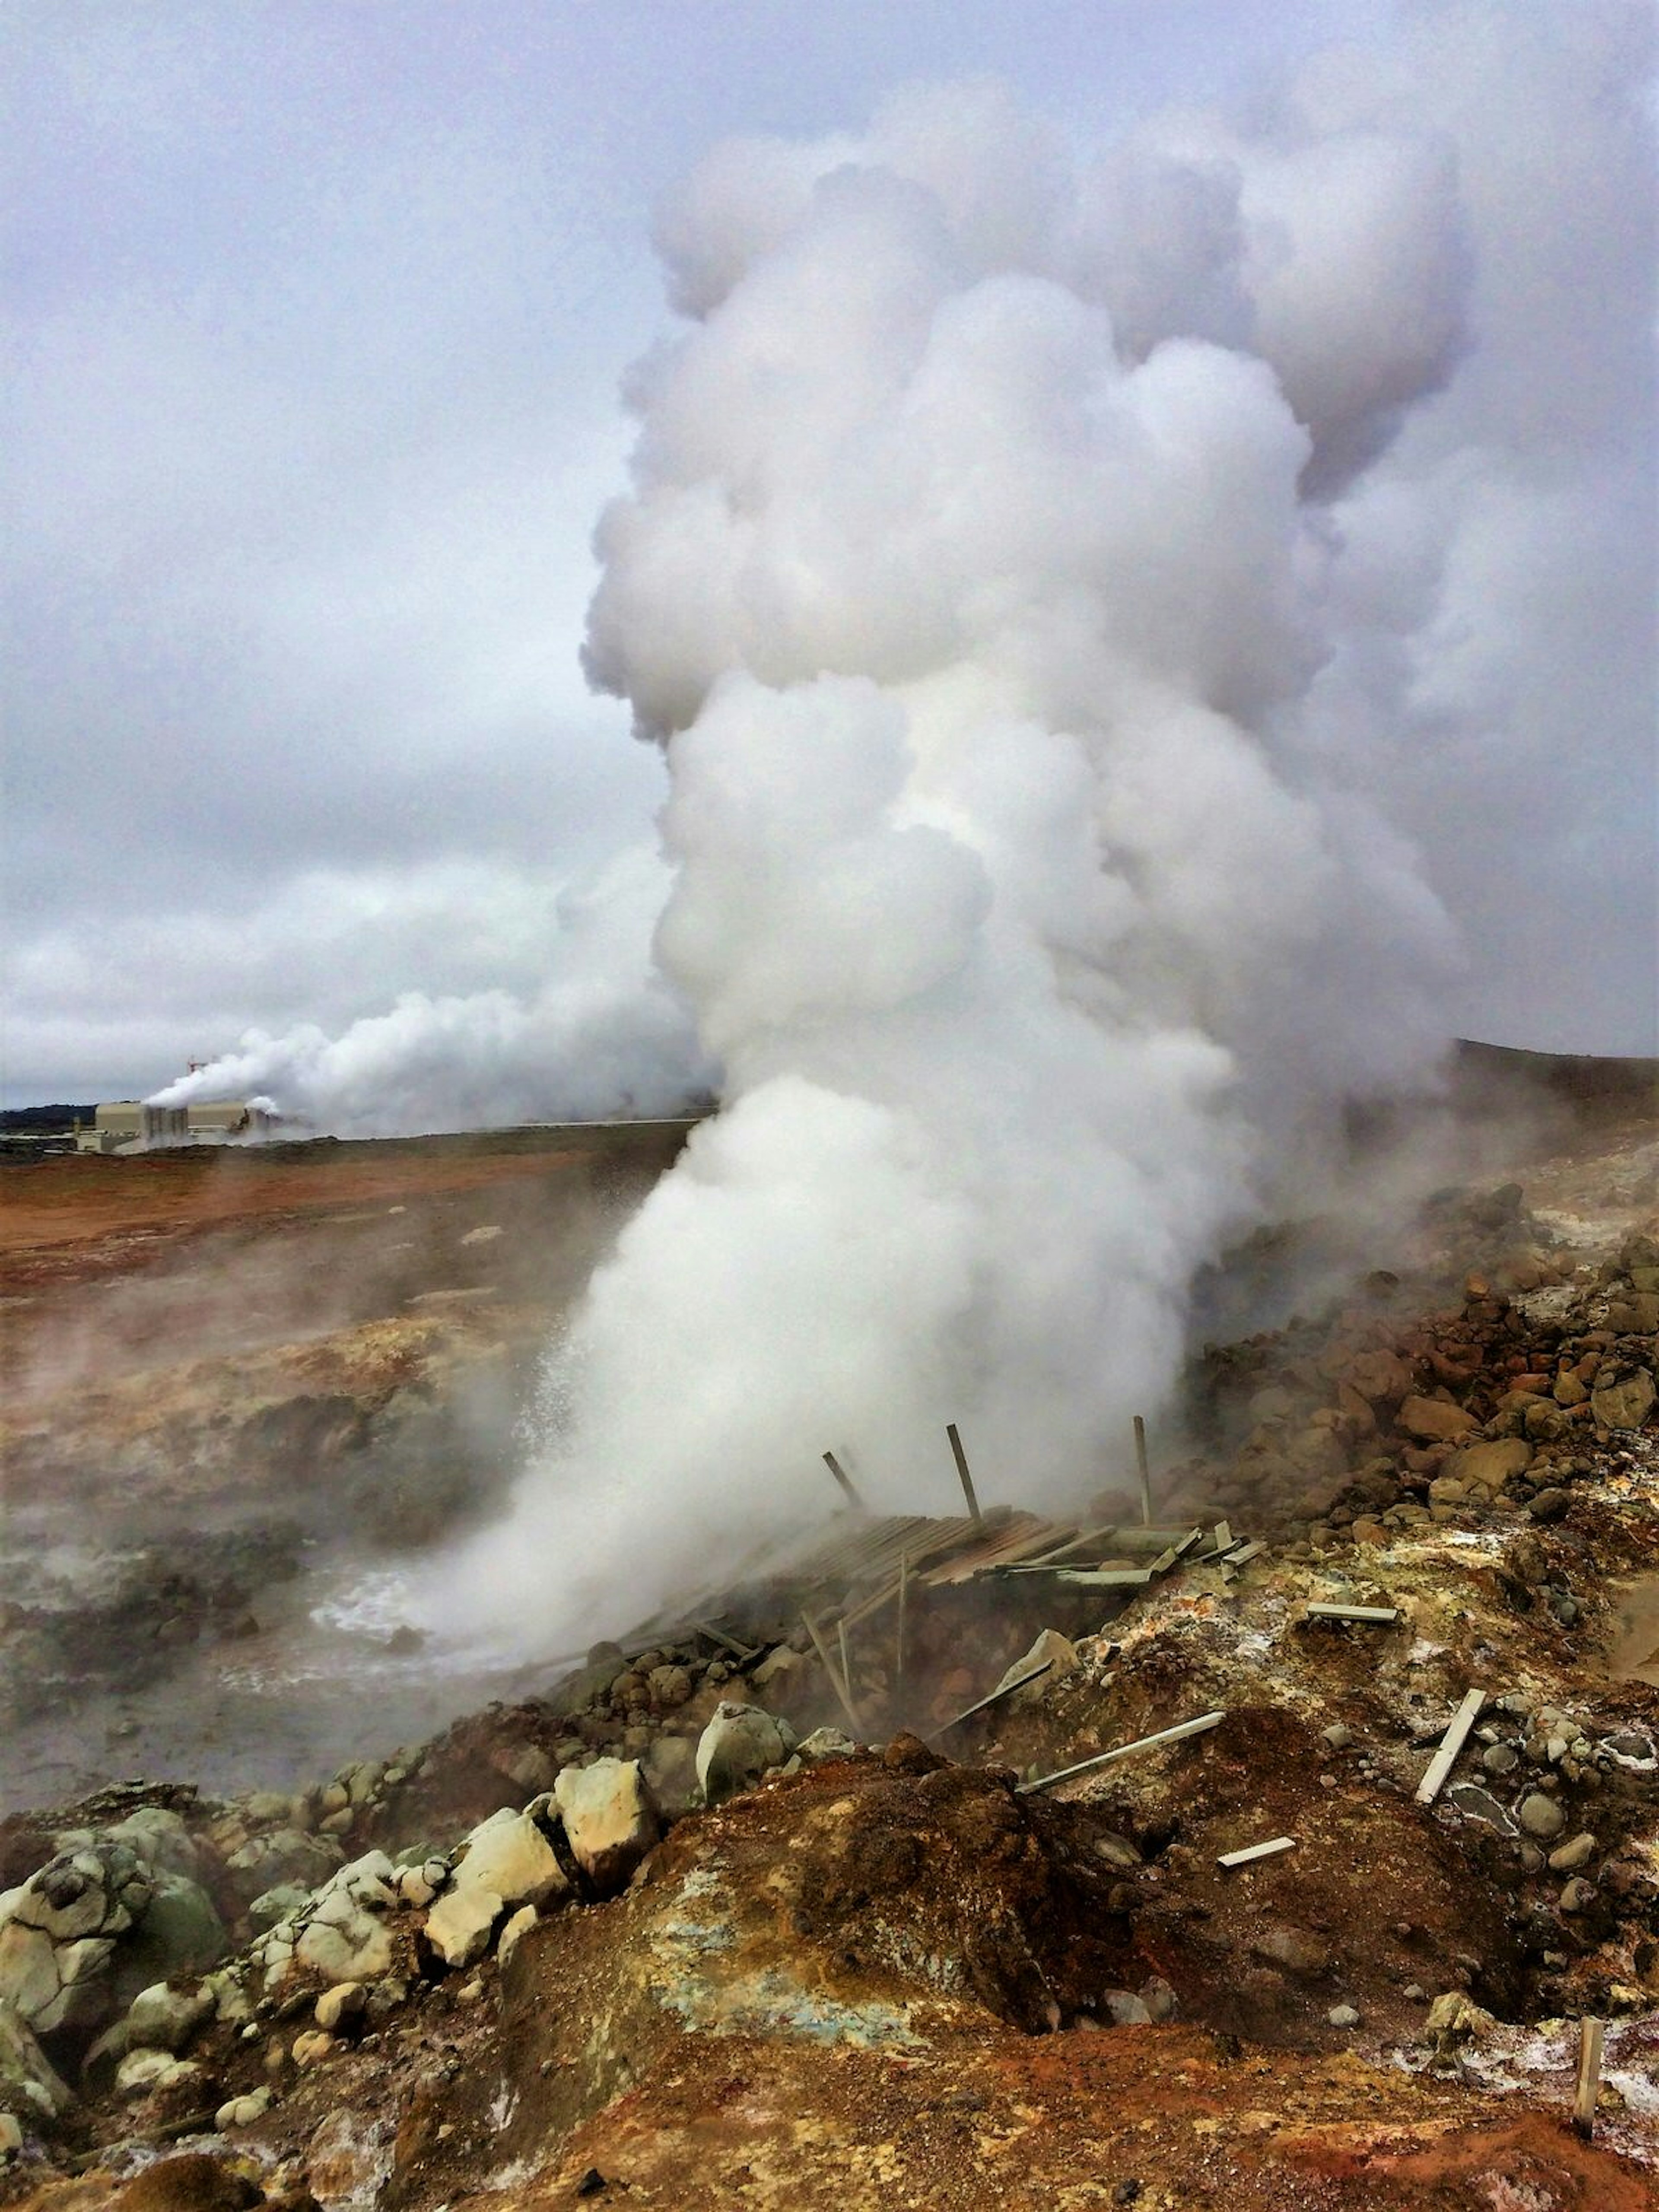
[427,6,1656,1648]
[147,851,711,1136]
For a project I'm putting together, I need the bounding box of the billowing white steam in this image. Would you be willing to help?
[147,851,711,1136]
[429,35,1592,1644]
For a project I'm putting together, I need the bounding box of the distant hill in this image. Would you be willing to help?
[0,1103,96,1132]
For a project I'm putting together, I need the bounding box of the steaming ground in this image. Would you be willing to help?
[1,1058,1649,1812]
[436,27,1655,1658]
[142,18,1653,1675]
[0,1124,690,1810]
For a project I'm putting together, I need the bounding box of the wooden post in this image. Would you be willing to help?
[946,1422,983,1524]
[895,1550,908,1699]
[1573,2016,1604,2139]
[838,1617,853,1704]
[823,1450,865,1509]
[1133,1415,1153,1526]
[802,1611,864,1738]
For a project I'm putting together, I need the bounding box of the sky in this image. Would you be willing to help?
[3,0,1654,1109]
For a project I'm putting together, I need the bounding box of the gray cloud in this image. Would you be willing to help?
[3,0,1651,1112]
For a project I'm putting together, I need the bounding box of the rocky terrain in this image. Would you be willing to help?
[0,1123,693,1807]
[0,1059,1656,2206]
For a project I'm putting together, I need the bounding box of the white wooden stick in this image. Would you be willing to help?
[1217,1836,1297,1869]
[1306,1603,1400,1624]
[1414,1688,1487,1805]
[1019,1710,1224,1795]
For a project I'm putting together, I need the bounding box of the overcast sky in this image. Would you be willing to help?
[3,0,1653,1107]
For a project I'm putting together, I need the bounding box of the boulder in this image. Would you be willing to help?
[114,2047,198,2099]
[1592,1368,1655,1430]
[124,1980,213,2055]
[0,1995,70,2121]
[647,1664,694,1711]
[449,1809,566,1914]
[1341,1348,1415,1405]
[554,1761,661,1897]
[216,2085,273,2131]
[424,1886,500,1970]
[992,1629,1079,1708]
[313,1981,366,2033]
[222,1828,342,1906]
[795,1728,858,1767]
[496,1906,537,1969]
[113,1875,226,2005]
[294,1891,393,1983]
[105,1810,200,1885]
[1397,1397,1476,1443]
[696,1703,797,1808]
[641,1735,701,1821]
[1443,1438,1533,1493]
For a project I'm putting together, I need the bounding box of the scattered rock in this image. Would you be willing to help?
[424,1887,502,1972]
[496,1905,537,1968]
[1397,1397,1477,1443]
[125,1978,213,2053]
[695,1703,797,1808]
[993,1628,1080,1707]
[314,1980,367,2032]
[1327,2004,1361,2028]
[450,1808,568,1913]
[0,1993,70,2120]
[215,2084,273,2129]
[553,1760,661,1896]
[1592,1367,1655,1430]
[1517,1793,1566,1841]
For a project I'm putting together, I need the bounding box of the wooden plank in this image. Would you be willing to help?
[1147,1527,1204,1574]
[1305,1603,1400,1624]
[822,1450,866,1509]
[1218,1836,1297,1870]
[1018,1710,1225,1795]
[1224,1541,1267,1568]
[1054,1567,1154,1589]
[1134,1414,1153,1526]
[802,1611,864,1738]
[947,1422,984,1524]
[1414,1688,1487,1806]
[1573,2016,1605,2139]
[687,1618,759,1661]
[931,1659,1055,1738]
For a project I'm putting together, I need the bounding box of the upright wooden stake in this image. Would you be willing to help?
[946,1422,983,1524]
[895,1550,909,1698]
[838,1617,853,1702]
[822,1450,865,1509]
[1573,2016,1605,2139]
[802,1611,864,1738]
[1133,1415,1153,1527]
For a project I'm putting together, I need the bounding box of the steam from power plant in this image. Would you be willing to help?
[438,7,1654,1646]
[147,852,711,1136]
